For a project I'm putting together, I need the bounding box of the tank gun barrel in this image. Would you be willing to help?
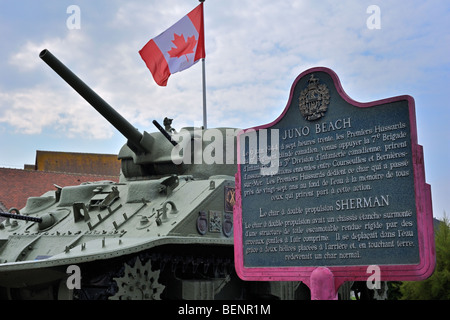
[0,211,42,223]
[39,49,148,153]
[152,120,177,146]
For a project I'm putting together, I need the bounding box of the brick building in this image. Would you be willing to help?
[0,150,120,212]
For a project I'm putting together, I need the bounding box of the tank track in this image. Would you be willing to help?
[73,244,235,300]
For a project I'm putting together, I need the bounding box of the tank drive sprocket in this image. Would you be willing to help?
[109,257,165,300]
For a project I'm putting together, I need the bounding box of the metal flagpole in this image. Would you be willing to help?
[202,58,207,129]
[200,0,207,129]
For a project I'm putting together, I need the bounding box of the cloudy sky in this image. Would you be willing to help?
[0,0,448,219]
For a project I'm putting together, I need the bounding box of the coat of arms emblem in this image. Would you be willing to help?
[299,74,330,121]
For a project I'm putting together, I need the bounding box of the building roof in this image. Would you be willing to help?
[34,150,121,176]
[0,167,119,212]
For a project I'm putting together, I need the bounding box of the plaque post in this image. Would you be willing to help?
[310,267,338,300]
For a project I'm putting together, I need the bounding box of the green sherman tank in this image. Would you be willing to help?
[0,49,320,300]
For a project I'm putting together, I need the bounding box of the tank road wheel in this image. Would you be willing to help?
[109,257,165,300]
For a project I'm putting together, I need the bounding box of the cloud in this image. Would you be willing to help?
[0,28,116,139]
[0,84,113,139]
[1,0,450,138]
[8,31,89,72]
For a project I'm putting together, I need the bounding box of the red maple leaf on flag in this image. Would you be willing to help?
[167,33,197,61]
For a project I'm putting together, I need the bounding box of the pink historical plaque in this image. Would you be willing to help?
[234,67,435,298]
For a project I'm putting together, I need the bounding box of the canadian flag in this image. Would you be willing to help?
[139,3,205,86]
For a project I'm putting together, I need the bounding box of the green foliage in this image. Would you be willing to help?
[400,215,450,300]
[387,281,402,300]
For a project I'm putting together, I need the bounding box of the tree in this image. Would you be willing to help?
[400,215,450,299]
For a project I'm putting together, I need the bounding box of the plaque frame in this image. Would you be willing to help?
[233,67,435,297]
